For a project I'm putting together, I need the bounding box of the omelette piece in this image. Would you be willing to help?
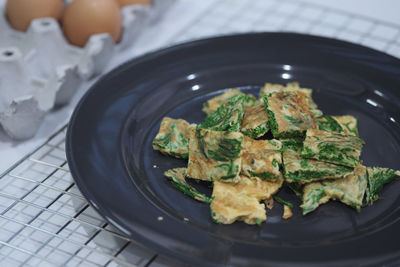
[152,117,194,159]
[203,89,242,115]
[365,167,400,205]
[301,129,364,167]
[301,165,368,215]
[187,128,242,182]
[260,82,322,118]
[284,82,322,118]
[264,90,317,138]
[164,168,211,203]
[282,205,293,220]
[202,89,241,115]
[332,115,359,137]
[280,138,304,152]
[259,82,286,97]
[316,115,359,137]
[316,116,344,133]
[202,89,256,116]
[197,128,243,161]
[283,148,353,183]
[244,93,257,107]
[241,136,282,179]
[241,100,269,138]
[210,175,283,224]
[258,82,314,97]
[198,94,246,132]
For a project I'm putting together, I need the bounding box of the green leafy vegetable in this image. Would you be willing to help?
[152,118,192,159]
[263,91,316,138]
[301,129,364,167]
[241,122,269,138]
[274,196,293,208]
[343,120,359,137]
[164,168,211,203]
[284,182,303,198]
[301,187,326,215]
[301,165,368,214]
[316,116,343,133]
[218,160,240,180]
[281,138,304,152]
[248,171,277,180]
[365,167,400,205]
[198,94,245,132]
[285,115,304,125]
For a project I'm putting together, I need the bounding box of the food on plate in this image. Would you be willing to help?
[202,89,241,116]
[301,164,368,215]
[241,136,281,179]
[264,90,317,138]
[332,115,359,136]
[202,89,256,116]
[152,82,400,225]
[316,115,344,133]
[282,205,293,219]
[198,94,246,132]
[282,147,353,183]
[365,167,400,205]
[152,117,194,159]
[211,175,283,224]
[241,101,270,138]
[187,128,243,183]
[316,115,359,136]
[62,0,122,47]
[6,0,64,31]
[260,82,322,117]
[300,129,364,167]
[164,168,211,203]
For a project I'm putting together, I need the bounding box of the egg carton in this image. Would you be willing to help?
[0,0,174,140]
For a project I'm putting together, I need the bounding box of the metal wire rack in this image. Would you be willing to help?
[1,0,399,266]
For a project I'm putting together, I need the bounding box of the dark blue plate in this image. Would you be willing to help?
[66,33,400,266]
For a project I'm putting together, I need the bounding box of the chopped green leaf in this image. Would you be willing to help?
[152,118,193,159]
[284,182,303,198]
[301,165,368,215]
[316,116,343,133]
[199,94,245,132]
[274,196,293,208]
[300,129,364,167]
[365,167,400,205]
[164,168,211,203]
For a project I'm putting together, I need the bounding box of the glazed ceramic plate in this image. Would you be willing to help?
[66,33,400,266]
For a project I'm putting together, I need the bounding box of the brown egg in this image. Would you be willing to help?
[117,0,151,7]
[62,0,122,47]
[6,0,64,32]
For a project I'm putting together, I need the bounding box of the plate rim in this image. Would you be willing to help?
[66,32,400,266]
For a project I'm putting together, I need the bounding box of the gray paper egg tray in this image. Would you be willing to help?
[0,0,174,140]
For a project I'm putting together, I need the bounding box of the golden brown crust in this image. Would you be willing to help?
[211,175,283,224]
[241,136,282,179]
[187,128,242,182]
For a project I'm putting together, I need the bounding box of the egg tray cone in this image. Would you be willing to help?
[0,0,174,140]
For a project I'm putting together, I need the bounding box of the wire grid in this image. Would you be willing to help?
[171,0,400,58]
[0,127,155,267]
[1,0,400,266]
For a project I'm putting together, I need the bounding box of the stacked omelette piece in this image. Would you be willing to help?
[152,82,400,225]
